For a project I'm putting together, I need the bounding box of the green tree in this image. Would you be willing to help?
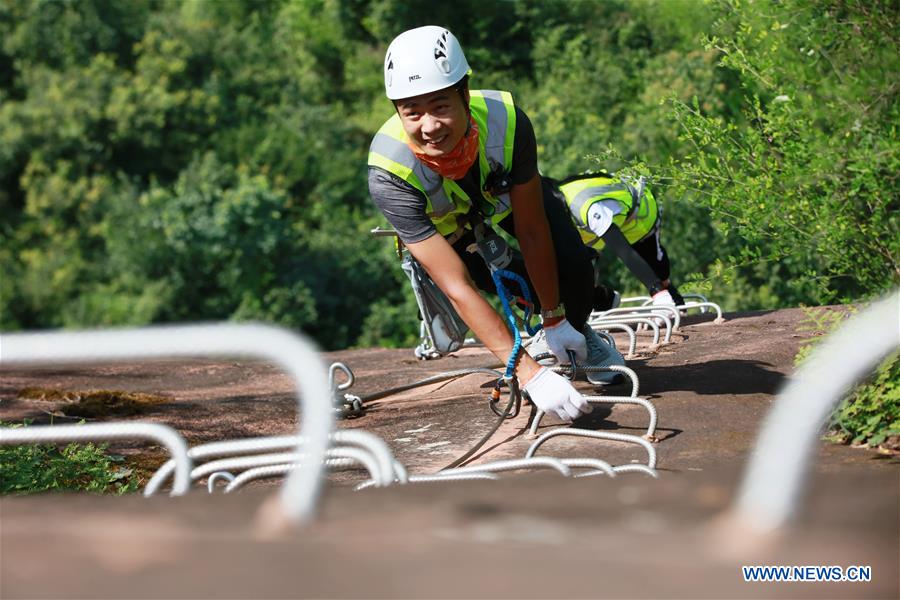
[661,0,899,304]
[5,0,890,350]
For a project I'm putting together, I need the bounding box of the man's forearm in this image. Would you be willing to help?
[444,282,542,383]
[406,233,543,384]
[517,224,560,311]
[511,175,560,312]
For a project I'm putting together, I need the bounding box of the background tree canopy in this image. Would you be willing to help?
[1,0,896,350]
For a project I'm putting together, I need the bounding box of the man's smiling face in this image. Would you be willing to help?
[396,86,470,157]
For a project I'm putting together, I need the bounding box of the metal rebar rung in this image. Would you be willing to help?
[207,471,236,493]
[355,472,498,491]
[680,302,725,322]
[331,429,403,484]
[596,305,681,331]
[146,428,399,495]
[204,448,380,487]
[591,324,637,357]
[548,364,639,398]
[184,448,383,490]
[593,315,668,344]
[560,458,617,477]
[591,316,663,345]
[1,323,333,523]
[225,464,298,493]
[611,464,658,478]
[146,435,299,496]
[525,428,657,469]
[439,457,573,478]
[224,450,386,494]
[728,291,899,532]
[587,396,658,439]
[681,294,709,311]
[528,395,657,440]
[191,452,306,481]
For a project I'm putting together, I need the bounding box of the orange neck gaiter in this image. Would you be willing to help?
[409,118,480,181]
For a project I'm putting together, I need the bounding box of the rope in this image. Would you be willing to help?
[440,378,519,470]
[490,269,540,378]
[440,269,537,470]
[356,368,504,403]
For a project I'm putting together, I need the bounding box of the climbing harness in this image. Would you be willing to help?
[372,227,476,361]
[401,253,471,360]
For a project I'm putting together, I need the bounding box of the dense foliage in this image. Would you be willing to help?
[1,0,896,350]
[659,0,899,307]
[830,353,900,448]
[795,309,900,449]
[0,421,140,494]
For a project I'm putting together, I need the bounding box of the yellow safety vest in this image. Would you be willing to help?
[558,173,659,250]
[367,90,517,236]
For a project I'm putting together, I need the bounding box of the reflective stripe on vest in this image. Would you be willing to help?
[559,175,659,250]
[367,90,516,236]
[569,182,629,225]
[471,90,516,216]
[369,131,454,218]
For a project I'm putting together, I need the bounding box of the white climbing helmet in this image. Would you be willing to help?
[383,26,470,100]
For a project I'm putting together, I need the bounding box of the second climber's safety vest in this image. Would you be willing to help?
[367,90,517,237]
[558,173,659,250]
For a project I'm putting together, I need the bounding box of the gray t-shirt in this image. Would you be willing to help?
[368,105,539,244]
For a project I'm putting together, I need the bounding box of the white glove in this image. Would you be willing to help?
[651,289,675,306]
[543,318,588,364]
[523,367,592,421]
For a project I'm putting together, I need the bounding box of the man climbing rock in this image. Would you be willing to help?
[367,26,625,421]
[555,172,685,309]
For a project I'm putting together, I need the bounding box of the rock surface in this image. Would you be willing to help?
[1,307,897,598]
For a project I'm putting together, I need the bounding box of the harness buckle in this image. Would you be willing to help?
[482,161,512,198]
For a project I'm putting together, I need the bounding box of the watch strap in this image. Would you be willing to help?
[540,303,566,320]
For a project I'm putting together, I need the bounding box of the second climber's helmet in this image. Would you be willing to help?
[383,26,470,100]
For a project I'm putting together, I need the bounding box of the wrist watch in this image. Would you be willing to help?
[540,303,566,320]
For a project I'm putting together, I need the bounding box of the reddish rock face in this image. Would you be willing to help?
[1,306,896,598]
